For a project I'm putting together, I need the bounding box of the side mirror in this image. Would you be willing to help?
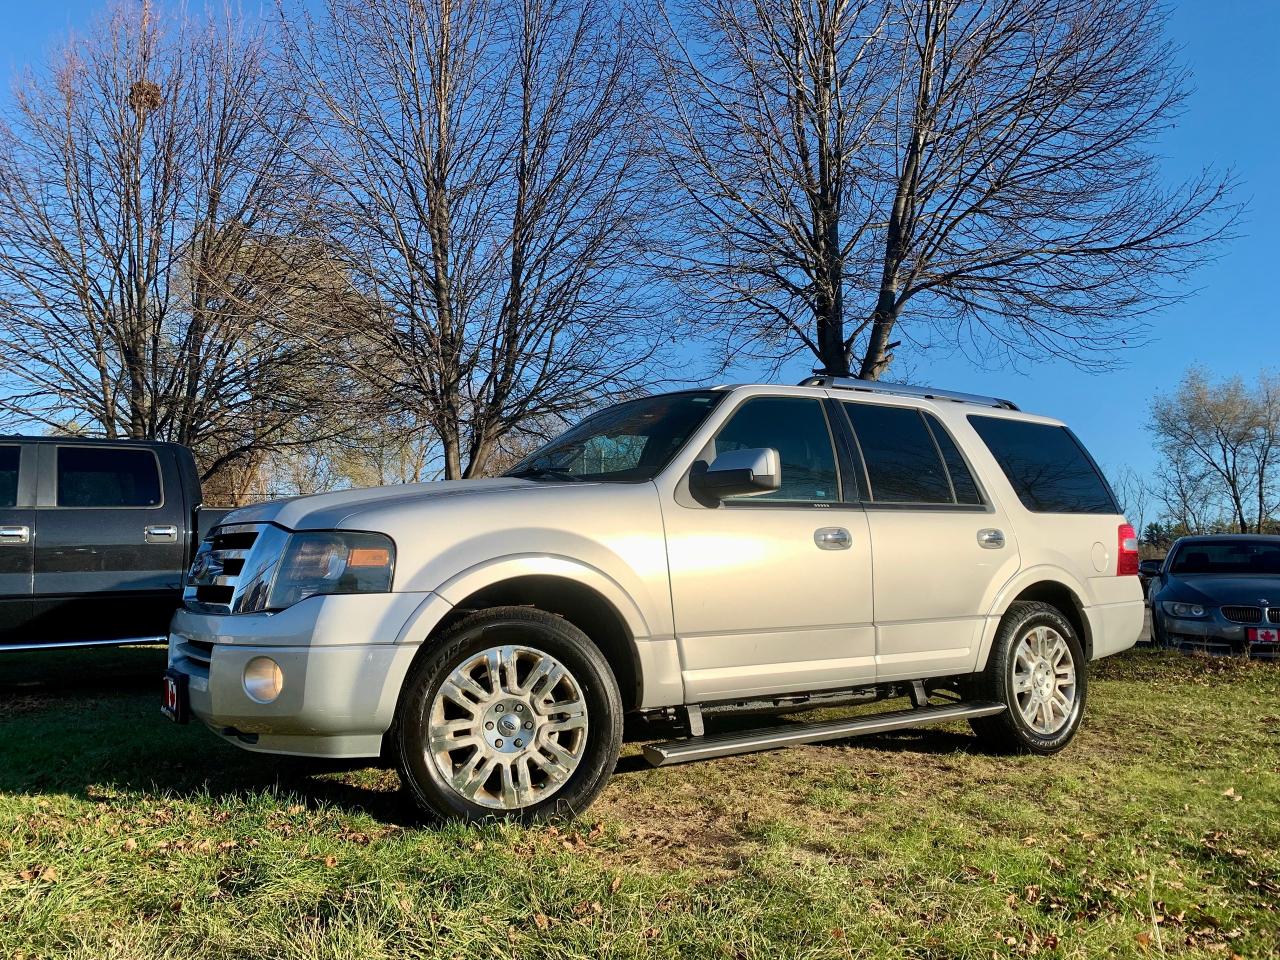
[1138,559,1162,576]
[690,447,781,500]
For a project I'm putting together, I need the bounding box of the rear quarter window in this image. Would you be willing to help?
[0,446,17,507]
[967,416,1117,514]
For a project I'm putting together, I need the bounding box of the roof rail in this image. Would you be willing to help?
[797,375,1019,411]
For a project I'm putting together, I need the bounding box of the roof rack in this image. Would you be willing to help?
[797,376,1019,411]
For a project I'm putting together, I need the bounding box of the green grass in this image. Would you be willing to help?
[2,646,1277,959]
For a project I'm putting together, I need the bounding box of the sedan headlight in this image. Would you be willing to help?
[236,530,395,613]
[1162,601,1208,619]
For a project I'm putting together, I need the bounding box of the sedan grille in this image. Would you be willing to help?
[1222,605,1263,624]
[1270,608,1280,624]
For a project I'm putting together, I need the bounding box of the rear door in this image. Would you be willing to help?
[0,442,35,643]
[837,400,1022,681]
[31,443,187,643]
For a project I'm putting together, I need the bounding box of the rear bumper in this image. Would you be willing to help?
[1087,598,1145,659]
[166,594,427,758]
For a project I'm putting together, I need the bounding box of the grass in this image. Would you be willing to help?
[1,646,1277,959]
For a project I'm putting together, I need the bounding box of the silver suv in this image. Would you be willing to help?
[165,377,1144,821]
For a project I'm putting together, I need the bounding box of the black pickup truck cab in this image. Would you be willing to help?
[0,436,227,650]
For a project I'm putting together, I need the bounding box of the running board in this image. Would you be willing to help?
[642,700,1006,767]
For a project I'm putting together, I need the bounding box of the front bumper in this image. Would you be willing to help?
[167,593,431,758]
[1155,610,1280,659]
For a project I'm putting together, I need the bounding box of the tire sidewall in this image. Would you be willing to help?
[395,611,622,823]
[995,606,1088,753]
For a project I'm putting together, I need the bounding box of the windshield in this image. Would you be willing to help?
[1169,540,1280,576]
[506,391,724,483]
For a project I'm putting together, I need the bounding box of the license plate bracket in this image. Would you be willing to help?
[1247,627,1279,644]
[162,669,189,723]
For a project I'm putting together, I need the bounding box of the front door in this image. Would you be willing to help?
[31,444,186,643]
[662,395,875,702]
[838,400,1021,680]
[0,443,34,643]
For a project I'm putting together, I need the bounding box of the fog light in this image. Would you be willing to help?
[243,657,283,703]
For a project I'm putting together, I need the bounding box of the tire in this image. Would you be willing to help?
[968,600,1087,754]
[391,606,623,823]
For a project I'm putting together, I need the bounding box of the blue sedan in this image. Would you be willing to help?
[1148,535,1280,659]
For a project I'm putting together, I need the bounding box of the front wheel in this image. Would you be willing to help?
[391,607,623,823]
[969,600,1087,754]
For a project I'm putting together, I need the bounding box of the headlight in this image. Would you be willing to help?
[243,657,284,703]
[267,531,395,610]
[235,530,395,613]
[1163,601,1208,619]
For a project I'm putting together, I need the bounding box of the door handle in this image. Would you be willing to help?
[0,525,30,545]
[977,528,1005,549]
[814,526,852,550]
[145,524,179,544]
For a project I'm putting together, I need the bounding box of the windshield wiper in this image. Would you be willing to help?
[507,466,583,482]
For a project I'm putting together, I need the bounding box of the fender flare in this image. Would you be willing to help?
[974,566,1092,670]
[392,553,654,647]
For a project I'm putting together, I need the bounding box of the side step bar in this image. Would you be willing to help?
[643,700,1006,767]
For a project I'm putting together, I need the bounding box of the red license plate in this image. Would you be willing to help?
[162,670,189,723]
[1248,627,1279,644]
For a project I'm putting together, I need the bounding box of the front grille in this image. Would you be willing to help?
[1222,605,1262,624]
[176,638,214,666]
[184,523,263,614]
[1270,608,1280,624]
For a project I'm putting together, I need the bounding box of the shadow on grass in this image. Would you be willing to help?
[3,645,988,822]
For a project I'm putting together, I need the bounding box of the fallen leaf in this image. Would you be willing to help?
[323,855,338,868]
[123,838,138,852]
[533,913,550,930]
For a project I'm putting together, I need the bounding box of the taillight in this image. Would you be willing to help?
[1117,523,1139,576]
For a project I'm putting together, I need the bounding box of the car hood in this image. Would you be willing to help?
[214,477,581,532]
[1161,574,1280,606]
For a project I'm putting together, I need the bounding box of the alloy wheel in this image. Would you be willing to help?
[1011,625,1077,735]
[427,645,589,810]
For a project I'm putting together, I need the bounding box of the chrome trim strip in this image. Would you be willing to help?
[0,636,167,652]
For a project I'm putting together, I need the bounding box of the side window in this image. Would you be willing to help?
[56,447,162,508]
[713,397,839,503]
[0,446,18,508]
[923,413,983,505]
[843,402,952,504]
[968,416,1117,513]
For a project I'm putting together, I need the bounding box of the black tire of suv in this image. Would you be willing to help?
[391,606,624,824]
[968,600,1088,754]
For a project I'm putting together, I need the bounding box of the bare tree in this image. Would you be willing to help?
[283,0,672,479]
[1149,368,1280,534]
[1108,464,1151,542]
[651,0,1236,379]
[0,2,349,488]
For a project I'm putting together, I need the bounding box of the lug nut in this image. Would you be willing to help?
[515,704,523,712]
[485,721,494,730]
[514,739,523,747]
[523,721,532,729]
[495,705,504,713]
[495,738,503,747]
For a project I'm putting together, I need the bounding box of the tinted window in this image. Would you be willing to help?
[714,397,839,502]
[56,447,162,507]
[1169,540,1280,576]
[0,446,17,508]
[924,413,983,505]
[844,403,952,504]
[968,417,1116,513]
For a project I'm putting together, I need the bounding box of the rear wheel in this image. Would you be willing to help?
[392,607,623,823]
[969,600,1087,754]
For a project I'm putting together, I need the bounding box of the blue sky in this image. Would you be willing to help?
[1,0,1275,481]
